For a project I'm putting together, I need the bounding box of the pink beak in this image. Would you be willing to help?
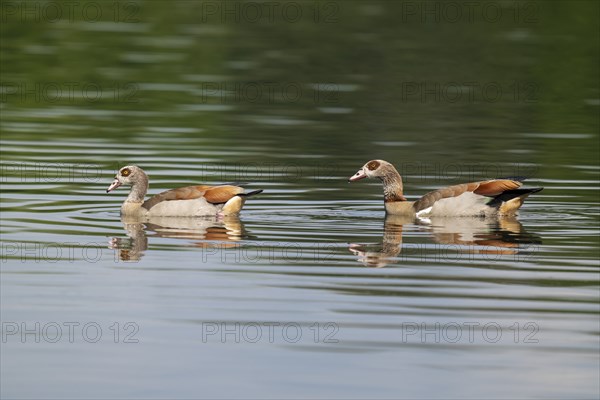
[348,169,367,182]
[106,178,121,193]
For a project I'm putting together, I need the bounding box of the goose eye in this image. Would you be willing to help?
[121,168,131,177]
[367,161,380,171]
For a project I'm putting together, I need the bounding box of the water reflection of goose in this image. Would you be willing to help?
[349,215,412,268]
[349,215,541,268]
[109,215,246,262]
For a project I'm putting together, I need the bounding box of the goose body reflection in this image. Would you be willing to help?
[110,215,248,261]
[349,215,541,268]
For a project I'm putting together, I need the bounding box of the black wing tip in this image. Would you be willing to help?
[488,187,544,207]
[500,187,544,195]
[238,189,263,197]
[527,187,544,194]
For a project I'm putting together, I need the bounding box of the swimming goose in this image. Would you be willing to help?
[106,166,262,217]
[349,160,542,217]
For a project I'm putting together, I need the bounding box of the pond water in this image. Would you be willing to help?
[1,1,599,399]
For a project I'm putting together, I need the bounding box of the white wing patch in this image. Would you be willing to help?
[416,206,433,218]
[144,198,222,217]
[423,191,493,217]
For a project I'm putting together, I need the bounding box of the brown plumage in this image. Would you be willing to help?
[143,185,245,210]
[349,159,542,217]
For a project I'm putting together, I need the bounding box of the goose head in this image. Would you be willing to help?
[106,165,147,193]
[348,160,398,182]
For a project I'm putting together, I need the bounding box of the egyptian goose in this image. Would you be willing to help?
[349,160,542,217]
[106,166,262,217]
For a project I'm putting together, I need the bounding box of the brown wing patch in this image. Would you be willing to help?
[203,186,244,204]
[473,180,521,196]
[143,185,213,210]
[169,186,213,200]
[143,184,249,210]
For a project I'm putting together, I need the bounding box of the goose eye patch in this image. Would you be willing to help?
[367,161,380,171]
[121,168,131,176]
